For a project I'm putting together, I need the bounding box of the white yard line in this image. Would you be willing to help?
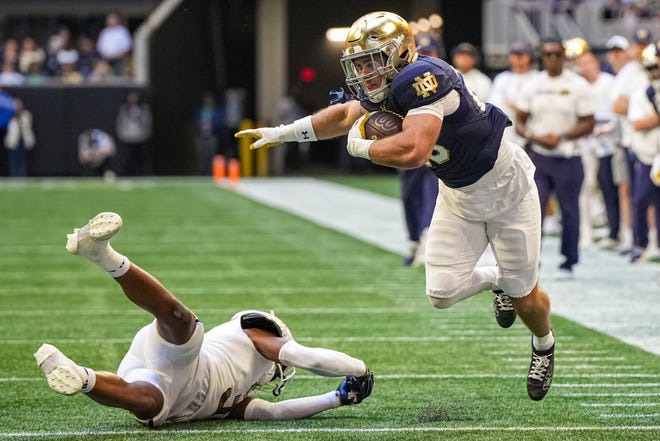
[1,426,659,438]
[234,177,660,356]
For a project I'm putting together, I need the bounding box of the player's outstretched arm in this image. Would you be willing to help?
[234,101,364,149]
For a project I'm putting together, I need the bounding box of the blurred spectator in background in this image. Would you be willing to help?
[224,87,247,159]
[96,12,132,76]
[88,60,113,83]
[78,128,116,178]
[573,49,620,249]
[0,87,15,176]
[195,92,224,175]
[488,41,538,147]
[516,38,596,280]
[25,61,46,85]
[451,42,492,102]
[44,26,71,76]
[4,98,35,177]
[0,61,25,85]
[1,38,20,70]
[18,37,45,75]
[116,90,152,176]
[76,35,101,79]
[57,50,83,85]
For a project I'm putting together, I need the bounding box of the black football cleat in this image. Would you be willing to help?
[527,341,554,401]
[493,290,517,328]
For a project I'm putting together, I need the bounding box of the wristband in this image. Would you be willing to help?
[281,115,318,143]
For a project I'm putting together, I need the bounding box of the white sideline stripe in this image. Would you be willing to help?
[234,178,660,356]
[554,383,660,388]
[1,426,659,438]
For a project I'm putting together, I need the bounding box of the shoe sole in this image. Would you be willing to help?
[89,212,123,240]
[34,344,82,395]
[46,366,82,395]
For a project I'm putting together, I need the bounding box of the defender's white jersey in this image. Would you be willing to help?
[517,69,595,158]
[117,313,275,426]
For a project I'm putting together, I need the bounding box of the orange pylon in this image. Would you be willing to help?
[228,158,240,189]
[213,155,226,185]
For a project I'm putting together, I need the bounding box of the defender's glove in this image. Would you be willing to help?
[346,114,373,160]
[235,116,317,150]
[336,370,374,405]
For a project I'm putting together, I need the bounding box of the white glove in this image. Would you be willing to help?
[235,116,317,150]
[651,154,660,187]
[346,114,373,160]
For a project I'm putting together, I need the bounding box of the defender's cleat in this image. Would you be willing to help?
[527,342,554,401]
[34,343,83,395]
[337,370,374,405]
[493,290,516,328]
[66,212,122,258]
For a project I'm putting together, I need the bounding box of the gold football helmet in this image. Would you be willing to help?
[563,37,589,59]
[642,41,660,79]
[340,11,417,103]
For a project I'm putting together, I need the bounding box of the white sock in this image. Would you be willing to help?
[90,246,130,278]
[279,340,367,377]
[533,331,555,351]
[81,367,96,393]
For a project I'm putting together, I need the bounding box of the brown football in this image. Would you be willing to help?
[363,111,403,140]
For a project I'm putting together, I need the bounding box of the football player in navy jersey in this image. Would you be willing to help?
[236,11,554,400]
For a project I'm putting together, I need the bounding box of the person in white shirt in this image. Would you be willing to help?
[627,43,660,262]
[96,12,132,76]
[34,212,373,427]
[607,31,652,254]
[573,50,620,250]
[451,42,492,102]
[488,41,538,147]
[516,38,596,280]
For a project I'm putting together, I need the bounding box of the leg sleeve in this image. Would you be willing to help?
[243,392,340,420]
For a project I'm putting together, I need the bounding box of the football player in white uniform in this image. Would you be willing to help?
[236,11,555,401]
[34,212,373,427]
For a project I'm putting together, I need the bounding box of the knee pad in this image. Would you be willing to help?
[426,272,461,309]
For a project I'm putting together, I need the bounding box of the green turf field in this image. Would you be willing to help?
[1,177,659,441]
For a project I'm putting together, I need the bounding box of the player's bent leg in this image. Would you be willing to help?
[86,373,164,421]
[114,265,197,345]
[425,212,495,309]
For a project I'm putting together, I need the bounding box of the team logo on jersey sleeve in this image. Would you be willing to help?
[412,72,438,98]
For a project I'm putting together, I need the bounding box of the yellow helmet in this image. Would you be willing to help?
[340,11,417,103]
[642,41,659,68]
[563,37,590,59]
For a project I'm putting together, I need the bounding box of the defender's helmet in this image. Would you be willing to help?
[340,11,417,103]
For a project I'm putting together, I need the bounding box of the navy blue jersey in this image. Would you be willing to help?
[361,56,510,188]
